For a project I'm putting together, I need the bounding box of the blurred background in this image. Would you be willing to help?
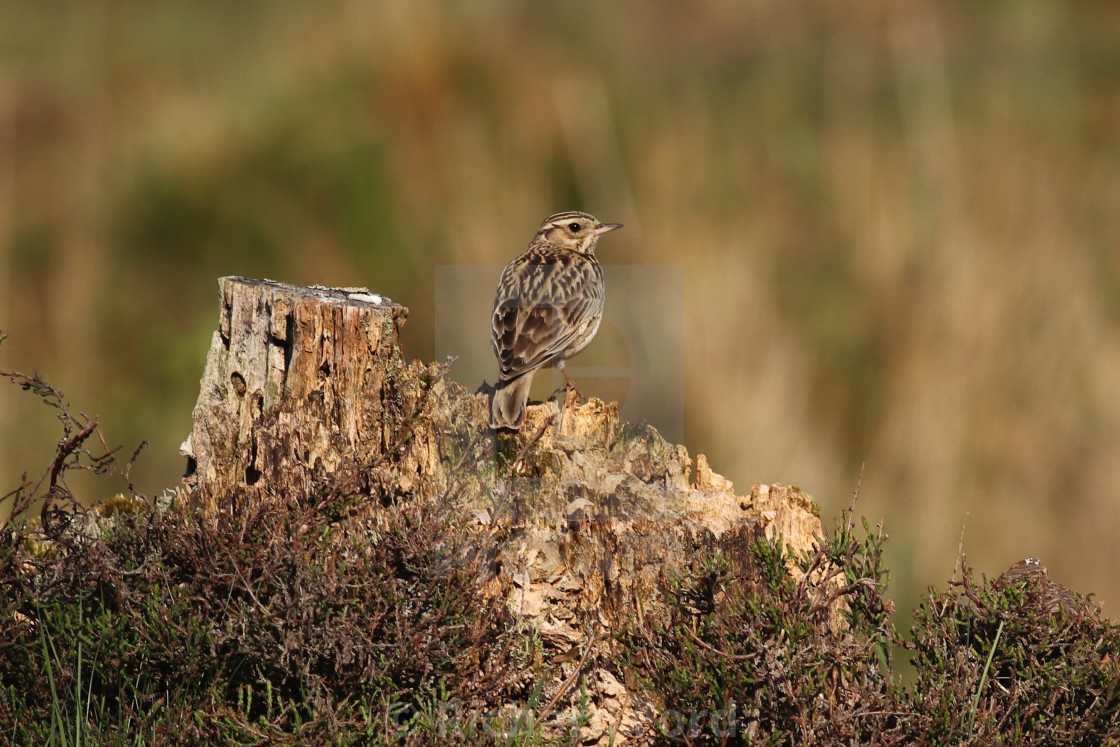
[2,1,1119,626]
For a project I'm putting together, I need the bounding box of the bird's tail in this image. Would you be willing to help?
[490,371,537,430]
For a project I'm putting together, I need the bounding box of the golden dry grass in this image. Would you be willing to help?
[2,1,1119,619]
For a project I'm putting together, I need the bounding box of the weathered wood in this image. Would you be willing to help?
[180,276,831,744]
[179,277,409,513]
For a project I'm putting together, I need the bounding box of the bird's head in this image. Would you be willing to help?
[537,211,622,255]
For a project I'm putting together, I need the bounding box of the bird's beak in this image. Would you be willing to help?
[594,223,623,235]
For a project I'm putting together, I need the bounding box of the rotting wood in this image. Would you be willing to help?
[179,277,409,514]
[179,276,832,745]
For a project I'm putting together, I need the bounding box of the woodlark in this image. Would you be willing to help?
[490,211,623,430]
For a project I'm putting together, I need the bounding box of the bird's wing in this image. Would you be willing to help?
[491,254,603,381]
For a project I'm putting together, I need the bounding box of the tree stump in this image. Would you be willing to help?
[180,276,409,514]
[180,276,833,744]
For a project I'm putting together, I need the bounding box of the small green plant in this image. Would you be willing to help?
[614,510,1120,745]
[902,558,1120,744]
[615,511,898,745]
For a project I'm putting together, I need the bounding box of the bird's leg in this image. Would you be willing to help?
[547,363,581,433]
[558,361,581,399]
[558,363,582,419]
[548,362,581,402]
[547,362,581,435]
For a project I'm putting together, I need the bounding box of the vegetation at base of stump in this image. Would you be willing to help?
[2,344,1119,745]
[616,513,1120,745]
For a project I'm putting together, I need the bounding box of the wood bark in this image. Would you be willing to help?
[180,276,408,514]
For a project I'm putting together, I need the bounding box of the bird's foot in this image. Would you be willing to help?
[561,370,581,400]
[562,384,580,411]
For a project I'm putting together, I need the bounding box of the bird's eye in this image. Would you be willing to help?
[568,223,582,232]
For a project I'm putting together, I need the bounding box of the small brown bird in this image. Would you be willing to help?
[490,211,623,430]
